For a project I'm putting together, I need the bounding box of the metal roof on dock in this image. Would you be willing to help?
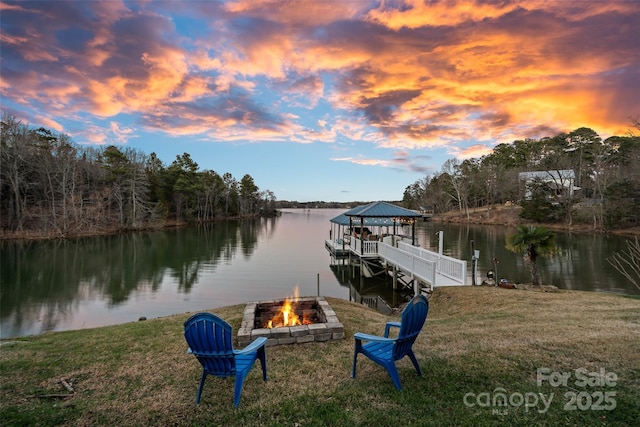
[344,201,422,218]
[329,213,395,226]
[330,202,422,226]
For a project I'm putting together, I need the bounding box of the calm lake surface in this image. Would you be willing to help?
[2,208,638,339]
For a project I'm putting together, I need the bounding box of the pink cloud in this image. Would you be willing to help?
[0,0,638,169]
[331,156,391,167]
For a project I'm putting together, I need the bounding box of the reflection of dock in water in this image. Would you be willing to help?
[329,258,414,315]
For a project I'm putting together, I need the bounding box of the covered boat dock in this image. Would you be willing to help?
[325,202,468,294]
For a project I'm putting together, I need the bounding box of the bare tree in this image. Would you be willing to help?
[101,146,155,228]
[441,158,470,220]
[0,114,32,231]
[424,173,452,217]
[124,147,155,228]
[196,170,225,221]
[261,189,277,216]
[608,238,640,290]
[628,115,639,136]
[222,172,238,216]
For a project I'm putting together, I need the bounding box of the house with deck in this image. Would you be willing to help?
[519,170,579,200]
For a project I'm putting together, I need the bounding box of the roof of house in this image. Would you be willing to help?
[519,170,575,180]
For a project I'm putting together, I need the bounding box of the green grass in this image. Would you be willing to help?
[1,286,639,426]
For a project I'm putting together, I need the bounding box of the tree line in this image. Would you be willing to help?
[402,125,640,231]
[1,113,277,239]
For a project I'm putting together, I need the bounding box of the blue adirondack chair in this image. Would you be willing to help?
[183,312,268,407]
[351,295,429,390]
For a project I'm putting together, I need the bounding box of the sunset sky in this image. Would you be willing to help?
[1,1,639,203]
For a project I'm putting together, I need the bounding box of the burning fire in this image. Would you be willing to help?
[265,287,312,328]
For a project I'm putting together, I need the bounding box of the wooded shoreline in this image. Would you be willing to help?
[0,213,268,241]
[432,204,640,238]
[4,204,640,242]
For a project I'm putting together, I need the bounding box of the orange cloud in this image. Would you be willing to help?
[316,2,637,150]
[0,1,30,12]
[37,116,64,133]
[223,0,366,26]
[365,0,522,30]
[190,50,223,71]
[1,0,637,168]
[457,144,493,159]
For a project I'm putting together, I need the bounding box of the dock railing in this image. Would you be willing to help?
[378,242,437,287]
[397,241,467,285]
[353,238,379,257]
[326,235,467,287]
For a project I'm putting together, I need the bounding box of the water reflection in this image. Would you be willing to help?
[413,222,639,296]
[2,209,638,339]
[329,257,415,314]
[0,220,268,338]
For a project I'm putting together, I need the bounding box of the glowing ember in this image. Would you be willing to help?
[238,296,345,347]
[264,287,313,328]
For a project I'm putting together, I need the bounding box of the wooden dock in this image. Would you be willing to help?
[326,202,465,295]
[325,237,468,293]
[325,238,350,257]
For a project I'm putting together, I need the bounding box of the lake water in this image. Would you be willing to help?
[1,208,638,339]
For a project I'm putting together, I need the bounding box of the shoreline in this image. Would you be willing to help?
[1,287,638,426]
[3,205,640,242]
[432,204,640,238]
[0,214,267,242]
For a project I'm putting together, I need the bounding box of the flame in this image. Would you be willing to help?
[266,287,310,328]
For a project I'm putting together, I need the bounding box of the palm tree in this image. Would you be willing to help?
[505,225,557,285]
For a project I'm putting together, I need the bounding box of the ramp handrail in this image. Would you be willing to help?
[378,243,436,286]
[397,241,467,285]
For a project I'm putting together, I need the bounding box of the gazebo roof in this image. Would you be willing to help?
[329,213,395,227]
[343,201,421,218]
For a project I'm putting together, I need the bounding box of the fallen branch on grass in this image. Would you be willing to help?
[31,393,74,399]
[29,378,75,399]
[60,378,74,394]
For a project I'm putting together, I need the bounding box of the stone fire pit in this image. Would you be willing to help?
[238,296,344,347]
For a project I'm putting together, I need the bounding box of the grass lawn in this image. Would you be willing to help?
[1,286,639,426]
